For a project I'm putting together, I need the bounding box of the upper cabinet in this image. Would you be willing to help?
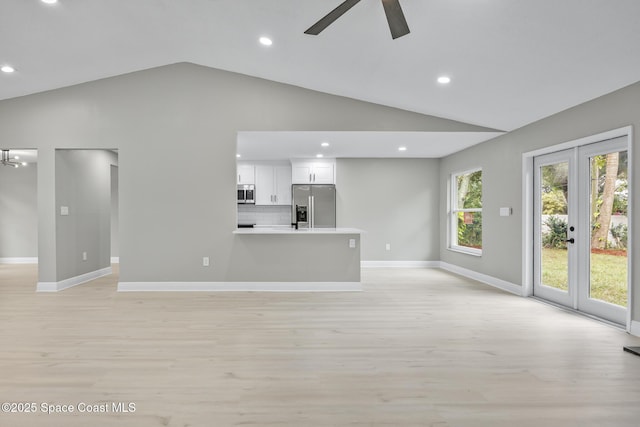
[291,160,335,184]
[255,164,292,206]
[237,163,255,185]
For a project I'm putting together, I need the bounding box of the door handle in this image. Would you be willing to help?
[311,196,315,228]
[565,238,575,244]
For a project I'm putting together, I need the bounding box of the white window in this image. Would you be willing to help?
[450,168,482,255]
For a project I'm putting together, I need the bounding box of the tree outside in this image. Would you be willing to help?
[456,170,482,249]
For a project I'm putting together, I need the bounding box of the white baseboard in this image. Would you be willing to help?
[0,257,38,264]
[117,281,362,292]
[439,262,523,295]
[361,261,440,268]
[630,321,640,337]
[111,257,120,264]
[37,267,113,292]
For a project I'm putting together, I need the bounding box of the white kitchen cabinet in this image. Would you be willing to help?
[274,166,292,205]
[255,165,292,205]
[291,163,313,184]
[237,163,255,185]
[291,160,335,184]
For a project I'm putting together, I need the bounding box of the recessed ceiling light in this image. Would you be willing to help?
[14,156,20,160]
[321,142,330,147]
[259,37,273,46]
[398,146,407,152]
[316,154,324,158]
[41,0,58,4]
[236,154,241,158]
[1,65,15,73]
[437,76,451,84]
[22,162,28,166]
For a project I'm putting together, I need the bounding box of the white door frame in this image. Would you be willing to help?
[532,148,578,309]
[522,126,633,331]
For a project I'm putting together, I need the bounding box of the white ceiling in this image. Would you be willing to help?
[2,0,640,156]
[238,131,505,160]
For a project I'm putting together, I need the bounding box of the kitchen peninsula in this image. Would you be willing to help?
[232,227,363,290]
[234,156,361,290]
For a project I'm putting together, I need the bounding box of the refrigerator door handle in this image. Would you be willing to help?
[311,196,315,228]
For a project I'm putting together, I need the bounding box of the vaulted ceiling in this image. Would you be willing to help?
[2,0,640,133]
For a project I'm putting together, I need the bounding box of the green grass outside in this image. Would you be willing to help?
[541,248,627,307]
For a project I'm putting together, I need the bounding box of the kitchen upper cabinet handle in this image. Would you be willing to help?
[238,174,240,183]
[309,173,312,183]
[313,173,316,182]
[274,195,278,203]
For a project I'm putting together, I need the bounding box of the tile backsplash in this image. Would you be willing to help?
[238,204,292,226]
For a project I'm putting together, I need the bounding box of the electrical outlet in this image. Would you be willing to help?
[82,251,87,261]
[385,243,391,251]
[202,257,210,267]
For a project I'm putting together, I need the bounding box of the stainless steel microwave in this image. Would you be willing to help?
[237,185,255,204]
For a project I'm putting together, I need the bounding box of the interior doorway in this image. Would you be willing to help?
[531,136,630,325]
[0,149,38,264]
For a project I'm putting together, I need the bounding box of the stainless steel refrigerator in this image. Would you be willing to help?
[292,184,336,228]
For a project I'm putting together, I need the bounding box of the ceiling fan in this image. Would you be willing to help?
[305,0,410,40]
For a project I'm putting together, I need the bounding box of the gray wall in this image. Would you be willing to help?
[337,158,440,261]
[55,150,117,281]
[228,234,361,282]
[0,63,490,284]
[439,80,640,319]
[0,163,37,258]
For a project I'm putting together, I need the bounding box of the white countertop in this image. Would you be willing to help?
[233,227,363,235]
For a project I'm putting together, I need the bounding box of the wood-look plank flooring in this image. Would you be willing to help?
[1,264,640,426]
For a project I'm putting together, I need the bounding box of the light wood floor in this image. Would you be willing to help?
[1,264,640,427]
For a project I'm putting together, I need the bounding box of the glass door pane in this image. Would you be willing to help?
[539,162,569,291]
[588,150,628,307]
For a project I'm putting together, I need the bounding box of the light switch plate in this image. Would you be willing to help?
[349,239,356,249]
[500,207,512,217]
[60,206,69,216]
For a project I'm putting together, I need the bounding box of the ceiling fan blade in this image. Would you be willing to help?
[381,0,410,39]
[304,0,362,35]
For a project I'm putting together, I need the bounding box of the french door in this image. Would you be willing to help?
[533,137,629,325]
